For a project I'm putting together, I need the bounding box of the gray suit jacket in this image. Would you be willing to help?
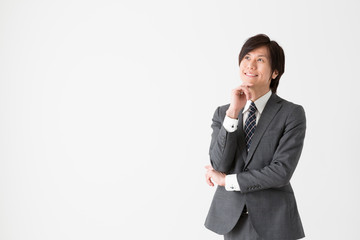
[205,93,306,240]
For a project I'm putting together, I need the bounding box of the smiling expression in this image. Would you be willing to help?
[239,45,278,94]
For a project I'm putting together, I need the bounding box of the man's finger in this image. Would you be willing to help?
[205,173,214,186]
[239,87,252,100]
[205,165,214,170]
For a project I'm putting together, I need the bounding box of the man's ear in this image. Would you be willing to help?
[272,70,279,79]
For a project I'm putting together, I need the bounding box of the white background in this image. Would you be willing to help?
[1,0,360,239]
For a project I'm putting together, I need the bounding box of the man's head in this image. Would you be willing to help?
[238,34,285,93]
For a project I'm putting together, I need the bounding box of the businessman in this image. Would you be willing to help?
[204,34,306,240]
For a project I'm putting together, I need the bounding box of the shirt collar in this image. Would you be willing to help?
[242,90,272,114]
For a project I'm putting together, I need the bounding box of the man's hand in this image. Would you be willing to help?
[226,83,254,119]
[205,165,226,187]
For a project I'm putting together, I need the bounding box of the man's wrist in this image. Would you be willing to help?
[220,174,226,186]
[226,108,240,119]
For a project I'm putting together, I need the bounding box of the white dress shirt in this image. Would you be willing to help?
[222,90,272,191]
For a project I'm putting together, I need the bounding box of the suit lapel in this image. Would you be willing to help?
[244,93,283,167]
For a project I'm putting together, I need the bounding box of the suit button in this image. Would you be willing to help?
[244,168,248,172]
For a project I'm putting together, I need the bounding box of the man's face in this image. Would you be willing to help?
[239,46,278,92]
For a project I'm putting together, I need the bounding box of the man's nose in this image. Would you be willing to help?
[247,60,256,69]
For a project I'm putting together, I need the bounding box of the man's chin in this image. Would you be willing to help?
[240,80,254,87]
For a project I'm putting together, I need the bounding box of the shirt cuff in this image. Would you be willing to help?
[225,174,241,191]
[223,115,239,132]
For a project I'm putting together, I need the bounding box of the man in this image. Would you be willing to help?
[204,34,306,240]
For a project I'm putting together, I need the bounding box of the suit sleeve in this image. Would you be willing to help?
[237,105,306,193]
[209,106,239,173]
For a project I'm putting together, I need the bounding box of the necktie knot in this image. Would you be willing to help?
[249,102,257,114]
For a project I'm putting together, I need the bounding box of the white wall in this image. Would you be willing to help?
[1,0,359,239]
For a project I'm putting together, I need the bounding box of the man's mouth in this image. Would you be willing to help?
[244,72,258,77]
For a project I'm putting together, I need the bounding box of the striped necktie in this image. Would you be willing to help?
[244,102,257,152]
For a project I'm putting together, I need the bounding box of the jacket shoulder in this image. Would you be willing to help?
[274,95,306,120]
[218,103,230,114]
[275,95,305,112]
[212,104,230,119]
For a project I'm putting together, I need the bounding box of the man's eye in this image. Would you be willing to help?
[244,56,250,60]
[257,58,264,62]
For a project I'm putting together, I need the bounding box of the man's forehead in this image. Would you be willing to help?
[247,47,269,57]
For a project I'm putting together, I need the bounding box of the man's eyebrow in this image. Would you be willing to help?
[246,53,268,58]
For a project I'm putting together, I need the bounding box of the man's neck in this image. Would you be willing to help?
[250,88,271,102]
